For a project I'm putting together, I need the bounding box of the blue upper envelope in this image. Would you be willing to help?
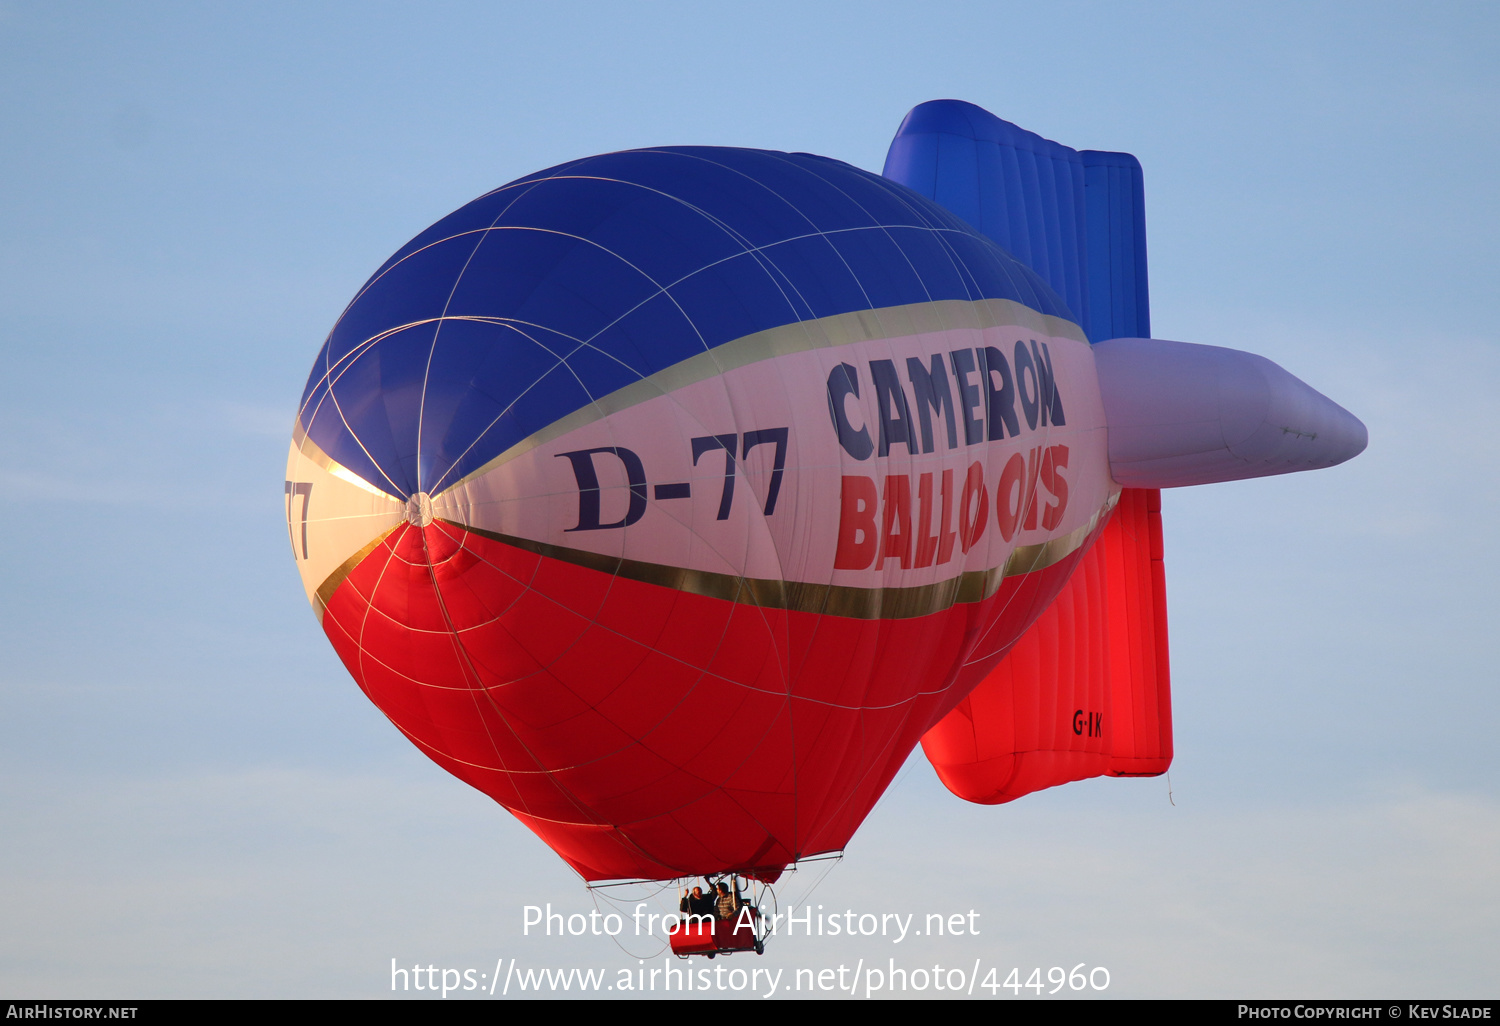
[297,146,1074,500]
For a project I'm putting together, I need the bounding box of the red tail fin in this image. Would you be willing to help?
[921,488,1171,804]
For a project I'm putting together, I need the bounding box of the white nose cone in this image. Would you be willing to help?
[1094,338,1367,488]
[405,491,435,528]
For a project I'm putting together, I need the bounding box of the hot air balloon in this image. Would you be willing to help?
[284,101,1364,909]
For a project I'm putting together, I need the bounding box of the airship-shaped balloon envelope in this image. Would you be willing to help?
[285,101,1364,880]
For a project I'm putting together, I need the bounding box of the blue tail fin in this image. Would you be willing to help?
[882,99,1150,342]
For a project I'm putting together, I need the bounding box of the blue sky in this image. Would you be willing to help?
[1,0,1496,998]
